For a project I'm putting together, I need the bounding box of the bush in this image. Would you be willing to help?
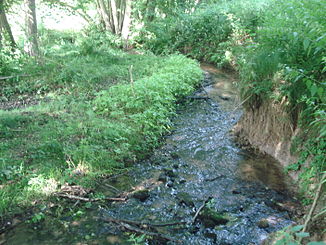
[93,55,203,161]
[235,0,326,195]
[139,0,269,66]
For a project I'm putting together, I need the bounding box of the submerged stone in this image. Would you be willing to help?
[179,178,186,184]
[257,218,269,228]
[163,168,178,178]
[198,207,229,228]
[176,192,194,207]
[132,190,150,202]
[170,152,180,159]
[158,173,168,182]
[204,232,217,241]
[166,181,174,188]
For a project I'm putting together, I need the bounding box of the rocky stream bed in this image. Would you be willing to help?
[2,66,300,245]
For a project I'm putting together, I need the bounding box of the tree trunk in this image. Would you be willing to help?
[109,0,119,35]
[121,0,131,40]
[96,0,112,31]
[24,0,39,56]
[0,0,16,50]
[95,0,132,38]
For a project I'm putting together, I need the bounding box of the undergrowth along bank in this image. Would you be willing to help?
[137,1,325,240]
[139,0,325,198]
[0,45,202,217]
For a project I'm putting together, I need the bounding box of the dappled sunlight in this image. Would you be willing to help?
[27,175,58,196]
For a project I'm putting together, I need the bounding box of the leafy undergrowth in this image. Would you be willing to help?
[0,44,202,217]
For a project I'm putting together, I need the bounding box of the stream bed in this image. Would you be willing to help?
[3,66,299,245]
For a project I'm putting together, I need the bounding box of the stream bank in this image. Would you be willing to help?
[2,66,301,245]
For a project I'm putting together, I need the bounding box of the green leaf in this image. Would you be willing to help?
[307,242,326,245]
[303,39,310,51]
[295,232,310,238]
[310,84,318,96]
[290,225,304,232]
[317,87,324,98]
[306,80,312,88]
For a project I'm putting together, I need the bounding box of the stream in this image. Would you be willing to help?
[3,65,299,245]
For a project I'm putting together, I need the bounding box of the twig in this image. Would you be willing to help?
[129,65,135,96]
[0,74,36,80]
[299,172,326,243]
[201,83,209,97]
[231,94,252,113]
[54,193,126,202]
[191,200,207,224]
[103,183,121,194]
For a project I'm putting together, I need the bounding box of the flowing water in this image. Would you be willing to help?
[2,66,299,245]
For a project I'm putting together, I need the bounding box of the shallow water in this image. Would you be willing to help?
[3,66,298,245]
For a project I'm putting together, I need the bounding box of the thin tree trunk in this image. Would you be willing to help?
[121,0,131,40]
[96,0,112,31]
[110,0,119,35]
[0,0,16,50]
[0,28,2,50]
[117,0,124,33]
[24,0,39,56]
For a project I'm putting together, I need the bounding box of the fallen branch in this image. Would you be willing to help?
[103,183,121,194]
[191,199,208,224]
[54,193,126,202]
[204,175,225,182]
[103,217,186,228]
[116,222,180,243]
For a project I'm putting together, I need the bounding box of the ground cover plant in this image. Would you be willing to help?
[0,28,202,217]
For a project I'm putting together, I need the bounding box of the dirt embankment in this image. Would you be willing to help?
[233,99,326,242]
[233,99,301,180]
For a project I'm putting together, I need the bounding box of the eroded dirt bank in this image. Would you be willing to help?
[232,99,300,180]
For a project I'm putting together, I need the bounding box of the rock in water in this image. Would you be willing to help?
[257,218,269,228]
[176,192,194,207]
[132,190,150,202]
[198,207,229,228]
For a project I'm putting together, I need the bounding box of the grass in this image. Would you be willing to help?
[0,32,203,217]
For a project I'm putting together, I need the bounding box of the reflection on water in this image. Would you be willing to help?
[238,153,287,192]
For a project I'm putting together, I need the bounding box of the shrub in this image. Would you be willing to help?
[138,0,269,66]
[93,55,203,161]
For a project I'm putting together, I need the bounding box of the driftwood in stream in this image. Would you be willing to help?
[104,217,181,243]
[191,197,214,224]
[103,217,186,228]
[102,197,213,242]
[54,193,126,202]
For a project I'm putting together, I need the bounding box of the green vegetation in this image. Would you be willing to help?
[140,0,325,197]
[0,28,202,216]
[1,0,325,242]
